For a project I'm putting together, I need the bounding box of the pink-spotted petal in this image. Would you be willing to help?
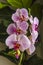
[34,17,39,25]
[12,13,20,23]
[5,34,17,49]
[30,17,39,32]
[17,21,29,33]
[18,34,31,52]
[20,8,28,19]
[6,23,16,35]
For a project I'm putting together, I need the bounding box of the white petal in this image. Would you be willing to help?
[31,31,38,44]
[29,15,33,24]
[34,17,39,25]
[26,44,35,55]
[5,34,17,49]
[18,34,31,52]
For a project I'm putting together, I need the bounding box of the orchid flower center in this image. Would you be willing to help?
[20,15,25,22]
[17,29,22,34]
[14,28,22,34]
[14,42,20,50]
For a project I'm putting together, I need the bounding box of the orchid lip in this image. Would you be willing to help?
[14,41,20,50]
[19,15,25,22]
[14,28,22,34]
[35,24,38,31]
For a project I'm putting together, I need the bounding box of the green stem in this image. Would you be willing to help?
[18,52,24,65]
[28,8,31,16]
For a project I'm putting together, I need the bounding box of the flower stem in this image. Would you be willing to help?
[18,52,24,65]
[28,8,31,16]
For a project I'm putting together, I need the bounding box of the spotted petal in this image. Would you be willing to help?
[5,34,17,49]
[12,8,28,23]
[6,23,16,35]
[12,13,20,23]
[20,8,28,19]
[18,34,31,52]
[17,21,29,34]
[32,17,39,31]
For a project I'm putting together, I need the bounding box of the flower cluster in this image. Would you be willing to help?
[5,8,39,59]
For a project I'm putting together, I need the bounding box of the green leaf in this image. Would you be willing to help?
[7,0,32,9]
[28,8,31,15]
[31,3,42,21]
[0,2,7,9]
[0,7,12,34]
[3,19,11,27]
[7,0,23,9]
[8,50,16,55]
[22,0,32,8]
[0,6,14,27]
[0,6,14,19]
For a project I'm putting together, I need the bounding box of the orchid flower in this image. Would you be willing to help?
[29,15,39,31]
[29,15,39,44]
[12,8,28,23]
[6,23,28,35]
[12,8,29,31]
[5,34,35,56]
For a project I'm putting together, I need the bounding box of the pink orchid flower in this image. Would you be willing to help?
[29,15,39,44]
[5,34,35,55]
[29,15,39,31]
[12,8,29,31]
[6,23,28,35]
[12,8,28,22]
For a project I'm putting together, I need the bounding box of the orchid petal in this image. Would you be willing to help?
[20,8,28,19]
[29,15,33,24]
[12,13,20,23]
[34,17,39,25]
[6,23,16,35]
[26,44,35,55]
[18,34,31,52]
[31,31,38,44]
[5,34,17,49]
[17,21,29,33]
[29,16,39,33]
